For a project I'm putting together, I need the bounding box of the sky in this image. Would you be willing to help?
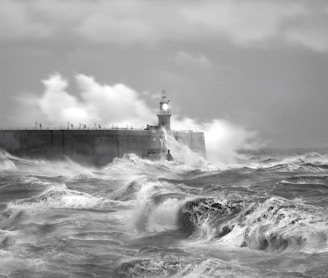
[0,0,328,148]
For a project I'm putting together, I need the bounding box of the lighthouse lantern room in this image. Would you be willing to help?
[157,90,171,131]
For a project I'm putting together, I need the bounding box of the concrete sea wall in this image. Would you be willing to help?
[0,129,206,166]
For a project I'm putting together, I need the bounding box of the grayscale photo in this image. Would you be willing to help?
[0,0,327,277]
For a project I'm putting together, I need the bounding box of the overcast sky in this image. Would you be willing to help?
[0,0,328,148]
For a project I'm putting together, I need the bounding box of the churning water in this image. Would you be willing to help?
[0,148,328,277]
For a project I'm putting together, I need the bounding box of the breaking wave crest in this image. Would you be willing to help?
[179,198,242,240]
[1,147,328,277]
[249,151,328,173]
[0,150,96,178]
[0,150,17,171]
[131,179,186,233]
[9,183,102,209]
[179,196,328,253]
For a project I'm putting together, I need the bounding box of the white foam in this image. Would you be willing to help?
[129,180,184,233]
[146,198,182,232]
[164,130,209,169]
[0,155,97,178]
[9,184,101,209]
[216,197,328,253]
[179,258,257,278]
[0,150,17,171]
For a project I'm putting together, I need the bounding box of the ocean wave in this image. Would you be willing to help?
[179,198,242,240]
[0,250,45,277]
[1,150,211,182]
[110,178,146,202]
[0,150,97,178]
[129,180,187,233]
[250,161,328,174]
[0,228,17,250]
[178,196,328,253]
[8,183,102,209]
[277,181,328,191]
[0,209,27,231]
[227,197,328,253]
[105,153,212,182]
[116,256,258,278]
[116,256,182,277]
[280,175,328,185]
[0,236,15,250]
[248,151,328,173]
[178,258,258,278]
[274,177,328,200]
[0,150,17,172]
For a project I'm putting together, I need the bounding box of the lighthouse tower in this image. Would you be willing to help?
[157,90,171,131]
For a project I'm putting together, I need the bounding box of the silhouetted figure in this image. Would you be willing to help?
[167,149,173,161]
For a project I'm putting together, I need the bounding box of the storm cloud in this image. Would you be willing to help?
[1,0,328,148]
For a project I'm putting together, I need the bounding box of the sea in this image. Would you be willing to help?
[0,147,328,278]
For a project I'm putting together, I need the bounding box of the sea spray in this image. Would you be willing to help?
[9,184,102,209]
[0,150,17,172]
[163,129,208,168]
[0,148,328,277]
[179,195,328,253]
[131,179,185,233]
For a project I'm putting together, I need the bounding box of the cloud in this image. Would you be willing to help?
[75,74,153,126]
[0,0,327,52]
[173,52,212,68]
[179,1,306,45]
[75,11,154,44]
[37,73,153,127]
[0,0,52,40]
[285,15,328,52]
[39,74,89,124]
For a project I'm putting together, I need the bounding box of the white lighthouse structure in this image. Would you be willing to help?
[157,90,171,131]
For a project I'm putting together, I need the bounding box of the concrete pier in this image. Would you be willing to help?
[0,92,206,166]
[0,129,205,166]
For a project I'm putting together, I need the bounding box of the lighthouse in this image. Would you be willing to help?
[157,90,171,131]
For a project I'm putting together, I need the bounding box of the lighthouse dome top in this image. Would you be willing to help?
[162,89,166,98]
[160,90,168,102]
[158,90,171,115]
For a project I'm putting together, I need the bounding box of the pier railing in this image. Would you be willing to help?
[0,122,201,132]
[0,126,146,131]
[0,126,201,132]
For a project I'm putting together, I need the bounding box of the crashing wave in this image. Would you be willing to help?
[178,196,328,253]
[9,184,101,209]
[0,150,17,171]
[179,197,242,240]
[230,197,328,253]
[251,151,328,173]
[129,180,187,233]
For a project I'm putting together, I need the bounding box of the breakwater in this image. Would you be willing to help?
[0,129,205,166]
